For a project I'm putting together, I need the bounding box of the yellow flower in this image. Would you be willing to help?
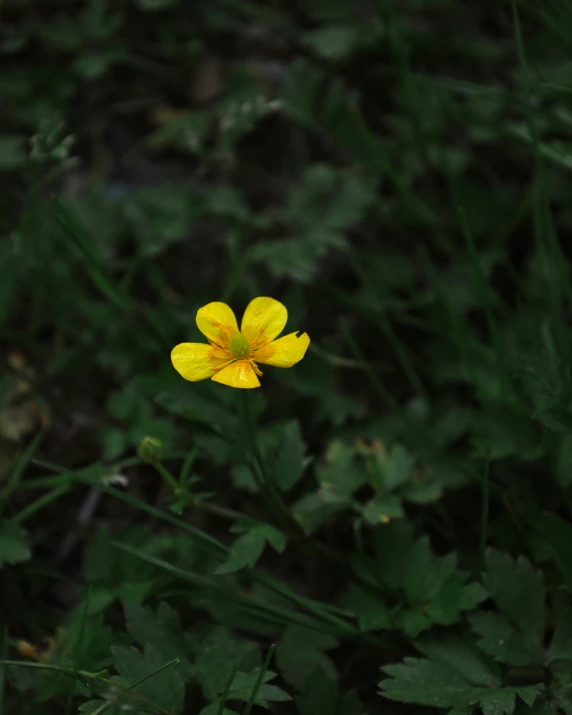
[171,297,310,389]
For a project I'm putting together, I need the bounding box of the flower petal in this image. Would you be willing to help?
[196,302,238,348]
[241,297,287,346]
[171,343,229,382]
[254,331,310,368]
[211,360,261,389]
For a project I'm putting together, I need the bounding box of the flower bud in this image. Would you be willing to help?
[137,436,164,464]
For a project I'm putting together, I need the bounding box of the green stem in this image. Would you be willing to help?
[240,392,300,534]
[12,484,71,524]
[33,458,227,555]
[243,645,276,715]
[153,461,244,521]
[217,661,240,715]
[154,461,180,494]
[197,501,245,522]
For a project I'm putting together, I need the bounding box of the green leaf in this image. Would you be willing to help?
[382,657,473,707]
[226,669,291,707]
[288,165,374,232]
[315,390,365,427]
[125,602,191,677]
[284,61,431,219]
[370,521,417,590]
[341,586,393,632]
[52,198,134,311]
[381,445,416,492]
[230,464,259,493]
[100,426,127,460]
[296,664,363,715]
[400,535,446,605]
[281,59,322,129]
[292,492,345,535]
[316,441,368,498]
[303,26,360,60]
[415,634,501,687]
[83,528,167,609]
[470,612,540,666]
[402,480,443,504]
[277,625,337,690]
[264,420,311,491]
[481,550,545,664]
[155,389,235,435]
[191,626,259,700]
[361,441,444,505]
[0,520,31,567]
[124,184,206,258]
[291,439,369,534]
[250,164,374,283]
[63,612,115,672]
[397,611,432,638]
[361,495,404,525]
[380,654,544,714]
[25,613,114,703]
[296,665,338,715]
[247,242,296,280]
[549,608,572,664]
[369,523,486,636]
[215,523,287,575]
[73,53,116,80]
[426,577,487,628]
[112,644,185,713]
[472,406,542,460]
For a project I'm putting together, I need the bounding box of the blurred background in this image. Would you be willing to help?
[3,0,572,713]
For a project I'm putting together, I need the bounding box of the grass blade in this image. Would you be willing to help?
[242,644,275,715]
[0,431,44,517]
[32,459,227,555]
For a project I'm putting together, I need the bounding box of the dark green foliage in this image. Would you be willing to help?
[5,1,572,714]
[381,650,544,715]
[345,522,487,636]
[470,551,545,666]
[381,553,572,714]
[215,522,287,574]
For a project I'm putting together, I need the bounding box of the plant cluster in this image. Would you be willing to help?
[3,0,572,714]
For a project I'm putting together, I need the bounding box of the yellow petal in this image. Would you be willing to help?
[196,302,238,348]
[254,331,310,368]
[171,343,229,382]
[211,359,261,389]
[241,297,287,346]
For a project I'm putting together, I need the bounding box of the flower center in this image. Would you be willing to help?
[228,332,251,358]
